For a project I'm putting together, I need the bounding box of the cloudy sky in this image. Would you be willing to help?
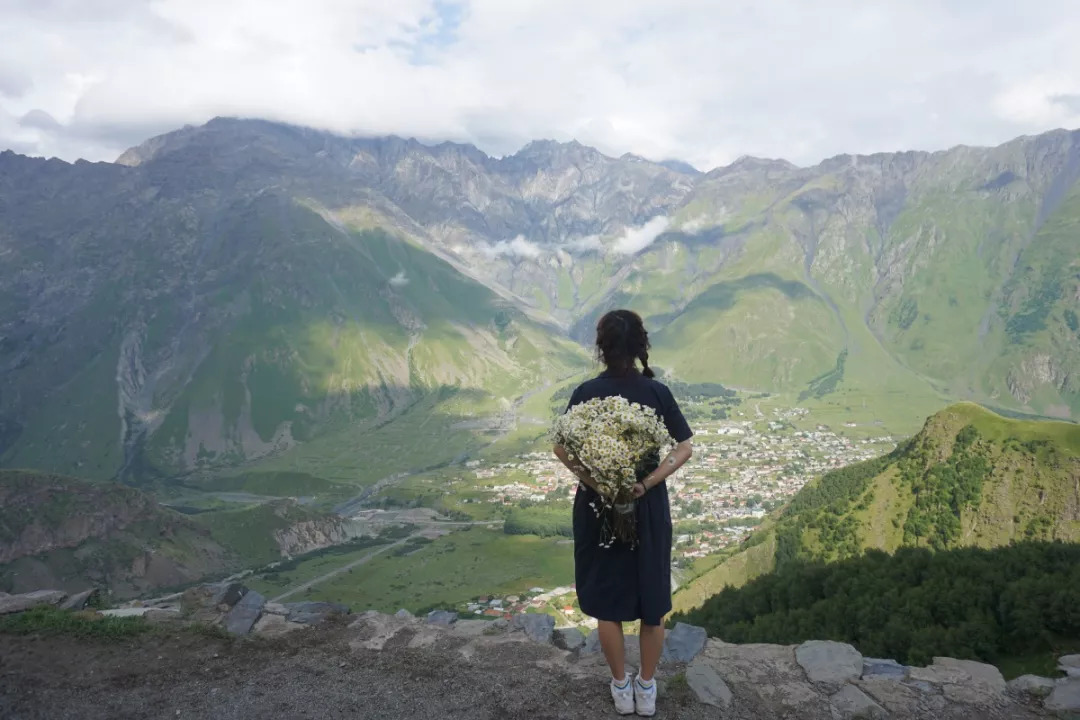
[2,0,1079,170]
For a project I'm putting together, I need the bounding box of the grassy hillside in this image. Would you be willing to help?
[673,403,1080,613]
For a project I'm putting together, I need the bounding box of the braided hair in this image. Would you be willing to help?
[595,309,654,378]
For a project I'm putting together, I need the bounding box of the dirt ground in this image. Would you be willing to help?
[0,624,715,720]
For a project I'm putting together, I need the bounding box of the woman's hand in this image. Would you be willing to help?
[632,481,647,498]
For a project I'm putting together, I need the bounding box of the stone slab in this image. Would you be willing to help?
[511,613,555,644]
[59,589,98,611]
[426,610,458,626]
[796,640,863,684]
[0,590,67,615]
[829,684,885,719]
[554,628,586,651]
[224,589,265,636]
[685,661,732,709]
[1007,674,1056,698]
[662,623,708,663]
[1045,678,1080,715]
[861,658,907,679]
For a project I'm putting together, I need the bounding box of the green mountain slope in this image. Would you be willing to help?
[672,403,1080,613]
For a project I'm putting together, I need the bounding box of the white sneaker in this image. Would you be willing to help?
[634,675,657,717]
[610,676,635,715]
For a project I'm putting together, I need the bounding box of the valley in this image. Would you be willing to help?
[2,118,1080,684]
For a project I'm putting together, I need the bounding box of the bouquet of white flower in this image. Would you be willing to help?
[552,395,673,547]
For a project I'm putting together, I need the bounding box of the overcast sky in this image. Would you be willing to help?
[1,0,1079,170]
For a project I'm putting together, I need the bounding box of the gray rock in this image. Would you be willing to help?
[1007,674,1056,698]
[932,657,1006,693]
[1060,655,1080,678]
[795,640,863,684]
[394,609,414,619]
[210,582,248,608]
[1045,678,1080,714]
[489,618,509,631]
[447,620,491,639]
[284,601,350,625]
[59,589,98,611]
[224,589,265,636]
[829,684,886,719]
[685,661,732,709]
[583,629,601,654]
[661,622,708,663]
[425,610,458,626]
[253,613,307,638]
[0,590,67,615]
[263,602,289,616]
[510,613,555,644]
[861,658,906,679]
[553,628,586,651]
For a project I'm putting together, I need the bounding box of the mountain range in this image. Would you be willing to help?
[1,118,1079,484]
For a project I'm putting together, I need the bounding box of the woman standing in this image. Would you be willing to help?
[553,309,694,716]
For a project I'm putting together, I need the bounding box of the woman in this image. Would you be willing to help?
[553,309,694,717]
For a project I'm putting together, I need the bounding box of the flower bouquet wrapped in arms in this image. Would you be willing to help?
[553,395,679,547]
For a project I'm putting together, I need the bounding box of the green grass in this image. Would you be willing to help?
[244,536,392,597]
[305,527,574,613]
[193,501,332,566]
[0,606,151,639]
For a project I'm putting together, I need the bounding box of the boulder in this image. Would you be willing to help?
[425,610,458,626]
[263,603,288,616]
[829,684,886,719]
[224,589,265,636]
[861,658,906,680]
[253,613,307,638]
[394,609,414,619]
[685,661,732,709]
[583,629,601,654]
[210,583,248,608]
[1060,655,1080,679]
[0,590,67,615]
[284,601,350,625]
[553,628,586,651]
[661,622,708,663]
[1007,675,1056,698]
[59,589,98,611]
[1045,678,1080,715]
[511,613,555,644]
[795,640,863,685]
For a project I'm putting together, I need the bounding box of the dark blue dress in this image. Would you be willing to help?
[565,370,694,626]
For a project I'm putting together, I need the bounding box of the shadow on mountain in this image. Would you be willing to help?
[674,541,1080,669]
[649,273,819,328]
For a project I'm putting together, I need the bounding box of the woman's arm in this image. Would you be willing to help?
[633,440,693,497]
[553,444,602,494]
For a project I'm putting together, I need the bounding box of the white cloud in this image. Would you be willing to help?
[389,270,409,287]
[479,235,541,259]
[612,216,671,255]
[2,1,1080,167]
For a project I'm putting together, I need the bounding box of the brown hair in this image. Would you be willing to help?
[595,309,654,378]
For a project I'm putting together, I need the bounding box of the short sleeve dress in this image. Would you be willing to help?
[564,370,693,626]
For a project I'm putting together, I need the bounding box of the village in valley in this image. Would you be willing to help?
[471,404,897,565]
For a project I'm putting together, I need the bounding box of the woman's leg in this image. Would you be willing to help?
[638,623,664,681]
[597,620,626,680]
